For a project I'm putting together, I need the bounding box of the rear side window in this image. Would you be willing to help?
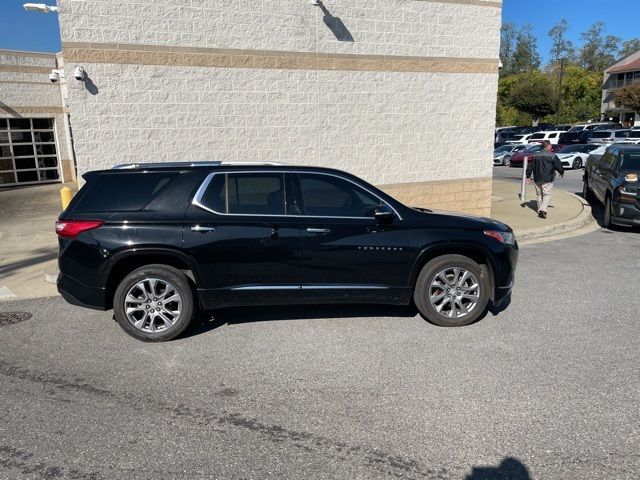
[592,132,611,138]
[529,133,545,140]
[199,173,285,215]
[75,172,177,211]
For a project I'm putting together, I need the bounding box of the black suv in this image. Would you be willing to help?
[57,163,518,341]
[583,145,640,228]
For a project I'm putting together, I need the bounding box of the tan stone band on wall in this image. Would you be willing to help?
[0,65,53,74]
[0,106,69,115]
[379,177,493,216]
[62,43,499,74]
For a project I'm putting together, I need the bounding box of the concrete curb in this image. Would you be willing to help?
[513,190,598,243]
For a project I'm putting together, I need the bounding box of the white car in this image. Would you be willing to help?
[493,144,526,166]
[505,133,533,145]
[555,144,600,169]
[617,130,640,144]
[588,129,631,145]
[527,130,564,145]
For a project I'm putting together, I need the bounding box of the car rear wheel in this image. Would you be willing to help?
[572,157,582,169]
[503,155,511,166]
[113,264,195,342]
[414,255,490,327]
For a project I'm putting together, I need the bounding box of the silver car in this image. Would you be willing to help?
[588,129,630,145]
[493,144,526,166]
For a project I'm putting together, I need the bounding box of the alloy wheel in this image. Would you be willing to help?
[503,155,511,166]
[124,278,182,333]
[429,267,480,319]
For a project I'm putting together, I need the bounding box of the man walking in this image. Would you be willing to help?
[526,140,564,219]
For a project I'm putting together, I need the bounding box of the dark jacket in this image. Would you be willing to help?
[526,150,564,183]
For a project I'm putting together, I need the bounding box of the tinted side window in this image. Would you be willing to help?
[200,173,285,215]
[298,173,381,218]
[75,172,176,211]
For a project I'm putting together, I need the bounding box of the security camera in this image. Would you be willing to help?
[73,66,85,81]
[48,69,64,83]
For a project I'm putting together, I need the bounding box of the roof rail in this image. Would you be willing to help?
[112,161,222,169]
[112,161,287,170]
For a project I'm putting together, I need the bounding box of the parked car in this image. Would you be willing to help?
[506,133,534,145]
[588,129,630,145]
[56,162,519,341]
[528,131,565,145]
[556,144,600,169]
[616,130,640,144]
[592,123,623,131]
[583,145,640,228]
[493,144,526,166]
[509,144,563,167]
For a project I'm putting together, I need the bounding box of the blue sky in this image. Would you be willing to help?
[0,0,638,58]
[502,0,640,63]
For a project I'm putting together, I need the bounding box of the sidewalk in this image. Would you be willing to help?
[0,179,598,303]
[0,183,75,301]
[490,180,599,244]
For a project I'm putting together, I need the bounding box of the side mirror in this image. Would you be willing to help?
[374,206,394,224]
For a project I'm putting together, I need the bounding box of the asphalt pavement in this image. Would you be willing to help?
[493,165,585,195]
[1,224,639,479]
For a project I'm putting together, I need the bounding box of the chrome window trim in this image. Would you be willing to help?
[191,170,403,221]
[230,285,389,291]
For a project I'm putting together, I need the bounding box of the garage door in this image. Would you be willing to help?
[0,118,61,187]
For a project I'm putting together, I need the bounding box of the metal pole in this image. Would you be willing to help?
[520,156,528,202]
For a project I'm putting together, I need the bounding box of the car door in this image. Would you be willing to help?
[292,171,411,303]
[183,170,304,309]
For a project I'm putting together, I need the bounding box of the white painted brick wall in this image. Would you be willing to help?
[66,63,495,184]
[58,0,501,59]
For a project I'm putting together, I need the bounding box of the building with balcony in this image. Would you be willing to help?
[601,50,640,126]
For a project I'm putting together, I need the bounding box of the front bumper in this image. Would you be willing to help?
[610,200,640,227]
[57,273,108,310]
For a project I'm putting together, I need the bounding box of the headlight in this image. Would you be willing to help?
[625,173,638,182]
[484,230,516,245]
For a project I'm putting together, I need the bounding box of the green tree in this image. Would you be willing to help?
[579,22,621,72]
[614,82,640,116]
[556,65,602,122]
[500,22,518,75]
[511,24,541,73]
[507,72,558,125]
[619,39,640,59]
[548,19,575,64]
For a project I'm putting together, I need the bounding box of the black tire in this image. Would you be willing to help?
[603,196,612,229]
[503,155,511,167]
[582,177,594,203]
[113,264,195,342]
[413,254,491,327]
[572,157,582,169]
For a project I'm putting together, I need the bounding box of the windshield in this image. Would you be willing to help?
[494,145,514,153]
[568,126,585,132]
[558,145,583,154]
[627,131,640,138]
[524,145,542,152]
[621,153,640,171]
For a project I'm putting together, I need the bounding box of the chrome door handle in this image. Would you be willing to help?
[306,227,330,234]
[190,226,216,232]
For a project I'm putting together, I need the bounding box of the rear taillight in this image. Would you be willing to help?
[55,220,104,238]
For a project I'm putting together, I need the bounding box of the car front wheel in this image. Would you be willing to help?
[503,155,511,166]
[113,264,195,342]
[414,255,490,327]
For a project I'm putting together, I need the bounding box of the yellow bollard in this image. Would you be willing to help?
[60,187,73,211]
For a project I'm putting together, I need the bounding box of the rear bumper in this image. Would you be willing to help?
[57,273,108,311]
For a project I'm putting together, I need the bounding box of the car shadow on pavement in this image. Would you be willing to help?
[465,457,531,480]
[0,249,57,276]
[182,303,419,337]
